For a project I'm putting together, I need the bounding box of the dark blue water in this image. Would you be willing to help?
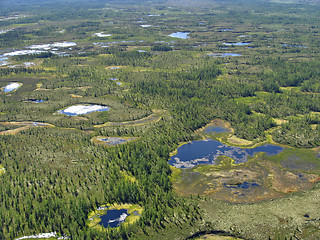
[204,125,230,134]
[224,182,260,189]
[169,139,283,169]
[99,209,128,228]
[31,100,44,103]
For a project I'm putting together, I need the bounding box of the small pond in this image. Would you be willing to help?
[59,104,109,116]
[204,125,230,134]
[2,83,21,92]
[169,139,283,169]
[207,53,242,57]
[168,32,190,39]
[99,209,128,228]
[222,42,250,46]
[0,56,9,66]
[281,44,307,48]
[224,182,260,189]
[221,28,233,31]
[31,100,45,103]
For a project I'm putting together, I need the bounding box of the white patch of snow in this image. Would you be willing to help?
[15,232,57,240]
[94,32,112,37]
[3,83,22,92]
[140,25,152,28]
[51,42,77,48]
[59,105,109,116]
[0,29,13,34]
[3,50,46,57]
[108,213,128,223]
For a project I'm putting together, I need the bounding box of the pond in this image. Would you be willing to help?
[204,125,230,134]
[59,104,109,116]
[0,56,9,66]
[207,53,242,57]
[2,83,21,92]
[168,32,190,39]
[99,209,128,228]
[281,44,307,48]
[169,139,283,168]
[222,42,250,46]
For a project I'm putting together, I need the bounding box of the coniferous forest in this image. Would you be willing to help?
[0,0,320,239]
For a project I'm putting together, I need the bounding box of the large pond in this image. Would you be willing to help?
[168,32,190,39]
[2,83,21,92]
[99,209,128,228]
[59,104,109,116]
[169,139,283,168]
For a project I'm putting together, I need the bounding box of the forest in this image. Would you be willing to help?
[0,0,320,239]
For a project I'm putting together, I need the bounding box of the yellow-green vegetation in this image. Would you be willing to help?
[0,164,5,175]
[87,203,143,231]
[172,146,320,203]
[194,234,243,240]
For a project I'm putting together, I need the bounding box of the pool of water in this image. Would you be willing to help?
[0,55,9,66]
[282,44,307,48]
[204,125,230,134]
[59,104,109,116]
[224,182,260,189]
[169,139,283,169]
[168,32,190,39]
[207,53,242,57]
[99,209,128,228]
[222,42,251,46]
[2,83,21,92]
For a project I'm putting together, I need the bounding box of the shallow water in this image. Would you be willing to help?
[204,125,230,134]
[222,42,250,46]
[169,139,283,168]
[168,32,190,39]
[207,53,242,57]
[225,182,260,189]
[59,105,109,116]
[99,209,128,228]
[282,44,307,48]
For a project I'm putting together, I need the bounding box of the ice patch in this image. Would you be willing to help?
[3,50,46,57]
[15,232,57,240]
[0,29,13,34]
[59,105,110,116]
[168,32,190,39]
[140,25,152,28]
[2,83,21,92]
[94,32,112,37]
[108,213,128,224]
